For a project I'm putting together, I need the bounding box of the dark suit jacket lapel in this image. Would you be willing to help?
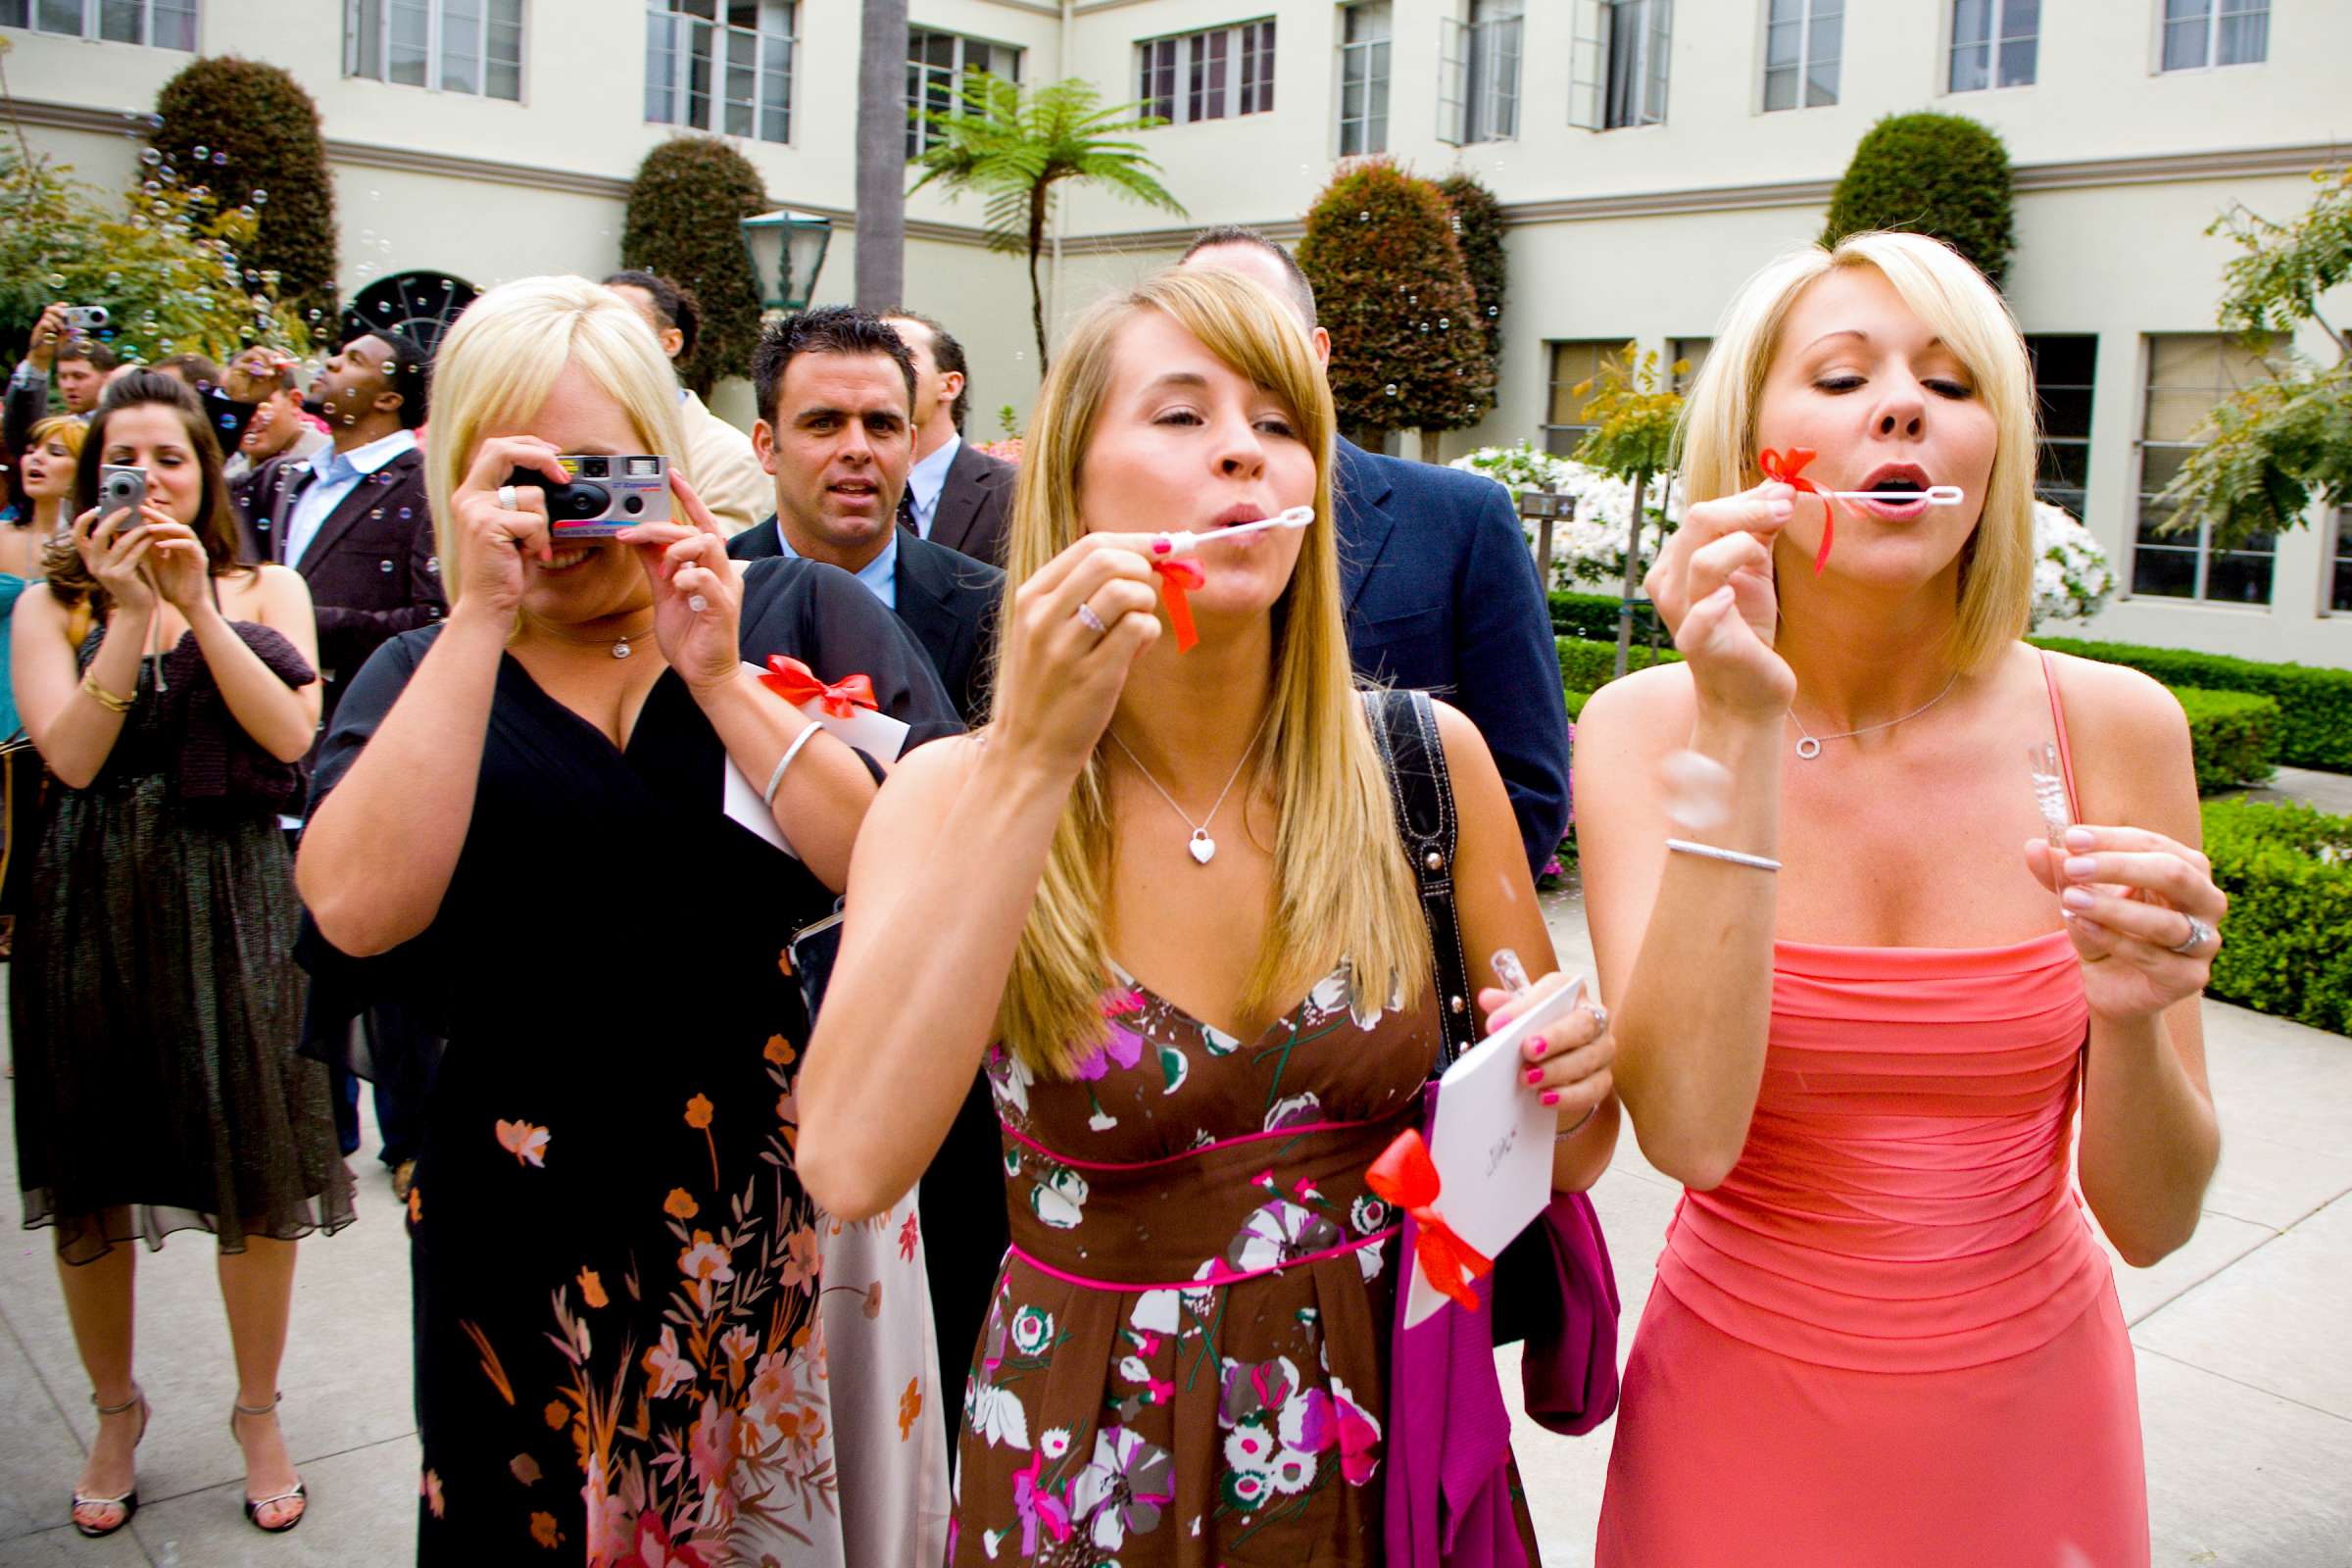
[891,531,958,670]
[1335,438,1397,614]
[728,514,787,561]
[295,449,417,575]
[928,442,988,558]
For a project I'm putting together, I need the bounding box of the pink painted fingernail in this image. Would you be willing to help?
[1151,536,1172,555]
[1541,1091,1561,1107]
[1529,1035,1548,1055]
[1524,1068,1544,1086]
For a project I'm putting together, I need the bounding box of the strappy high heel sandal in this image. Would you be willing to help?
[229,1393,309,1534]
[71,1387,148,1538]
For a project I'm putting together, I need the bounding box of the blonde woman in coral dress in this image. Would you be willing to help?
[1572,232,2226,1567]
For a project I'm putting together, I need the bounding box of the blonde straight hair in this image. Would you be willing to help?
[1677,230,2036,671]
[992,269,1430,1077]
[425,274,689,604]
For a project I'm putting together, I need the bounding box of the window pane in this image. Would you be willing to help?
[0,2,26,27]
[1763,64,1796,111]
[1346,0,1390,44]
[760,35,790,141]
[34,0,77,35]
[2164,0,2210,19]
[1996,36,2034,86]
[2332,513,2352,612]
[725,24,756,136]
[1949,41,1989,92]
[2162,17,2208,70]
[390,0,429,85]
[99,0,139,43]
[646,11,675,121]
[1765,18,1799,68]
[442,0,483,95]
[2029,332,2096,385]
[2002,0,2039,37]
[686,17,714,129]
[2036,386,2093,437]
[2216,8,2266,65]
[2130,545,2199,599]
[1805,14,1839,105]
[1951,0,1991,49]
[2204,550,2274,604]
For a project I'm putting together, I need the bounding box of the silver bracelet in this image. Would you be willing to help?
[1553,1104,1598,1143]
[1666,838,1782,873]
[762,722,823,806]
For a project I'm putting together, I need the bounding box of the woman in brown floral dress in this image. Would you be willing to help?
[798,269,1618,1564]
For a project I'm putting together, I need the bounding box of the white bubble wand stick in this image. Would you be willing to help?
[1149,505,1316,558]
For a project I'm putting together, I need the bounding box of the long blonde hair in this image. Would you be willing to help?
[425,275,689,604]
[1676,230,2036,671]
[993,269,1430,1076]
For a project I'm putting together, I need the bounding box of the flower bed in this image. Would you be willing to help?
[2200,800,2352,1034]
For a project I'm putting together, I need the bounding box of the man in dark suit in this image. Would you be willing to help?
[265,328,443,1186]
[723,307,1004,1443]
[1180,228,1572,880]
[725,308,1002,726]
[881,311,1015,569]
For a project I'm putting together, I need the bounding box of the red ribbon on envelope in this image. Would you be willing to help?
[1150,559,1204,653]
[759,656,878,718]
[1758,446,1836,576]
[1366,1127,1494,1312]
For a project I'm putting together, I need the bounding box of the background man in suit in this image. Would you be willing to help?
[726,307,1001,725]
[882,310,1014,569]
[724,308,1004,1424]
[605,269,772,539]
[5,304,114,456]
[222,346,327,499]
[1179,228,1571,880]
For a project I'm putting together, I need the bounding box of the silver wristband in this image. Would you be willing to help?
[1665,838,1782,873]
[1553,1103,1598,1143]
[762,721,823,806]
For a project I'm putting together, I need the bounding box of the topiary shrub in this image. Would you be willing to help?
[2174,688,2282,793]
[622,137,767,397]
[2201,799,2352,1034]
[1557,635,1680,692]
[2032,636,2352,771]
[1822,112,2015,288]
[1435,172,1506,387]
[1549,591,1624,642]
[1298,159,1494,440]
[149,56,339,331]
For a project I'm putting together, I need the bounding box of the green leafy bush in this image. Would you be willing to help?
[1822,112,2016,288]
[1298,159,1493,437]
[2174,688,2282,793]
[2200,800,2352,1034]
[1435,172,1505,381]
[150,56,338,329]
[1549,591,1622,642]
[622,137,767,397]
[2033,635,2352,770]
[1557,636,1680,692]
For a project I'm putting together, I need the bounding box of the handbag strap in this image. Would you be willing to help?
[1362,688,1476,1071]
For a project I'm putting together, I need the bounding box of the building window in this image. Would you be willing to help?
[645,0,793,143]
[2133,333,2274,605]
[2026,334,2094,519]
[2161,0,2267,72]
[1338,2,1391,156]
[1440,0,1522,145]
[1762,0,1839,111]
[1669,335,1711,392]
[1948,0,2035,91]
[348,0,522,100]
[906,27,1019,156]
[1544,339,1618,457]
[2331,511,2352,614]
[1138,19,1275,126]
[0,0,196,48]
[1572,0,1670,130]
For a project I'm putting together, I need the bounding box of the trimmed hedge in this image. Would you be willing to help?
[2032,636,2352,771]
[2175,689,2282,794]
[2201,800,2352,1034]
[1557,636,1681,692]
[622,137,767,397]
[1822,112,2015,288]
[1549,590,1624,643]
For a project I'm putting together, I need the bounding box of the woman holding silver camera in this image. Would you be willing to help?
[297,275,958,1563]
[10,370,353,1538]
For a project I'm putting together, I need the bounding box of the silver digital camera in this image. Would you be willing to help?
[510,454,670,540]
[98,465,147,530]
[63,306,110,332]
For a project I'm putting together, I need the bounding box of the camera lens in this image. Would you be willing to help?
[623,494,644,515]
[580,457,610,478]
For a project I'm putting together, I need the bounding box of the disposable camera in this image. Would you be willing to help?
[63,306,110,332]
[98,465,146,528]
[509,454,670,539]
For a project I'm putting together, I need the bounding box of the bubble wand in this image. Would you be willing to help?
[1758,449,1964,575]
[1143,506,1316,653]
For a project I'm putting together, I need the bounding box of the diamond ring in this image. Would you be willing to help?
[1074,603,1107,635]
[1586,1001,1609,1035]
[2169,913,2217,956]
[496,483,517,512]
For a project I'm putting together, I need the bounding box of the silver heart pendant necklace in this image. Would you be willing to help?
[1105,707,1273,867]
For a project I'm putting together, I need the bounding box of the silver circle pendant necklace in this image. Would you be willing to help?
[1790,671,1961,760]
[1106,707,1274,864]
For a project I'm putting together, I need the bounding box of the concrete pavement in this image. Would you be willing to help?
[1,892,2348,1565]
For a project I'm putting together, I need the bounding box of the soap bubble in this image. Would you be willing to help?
[237,205,257,220]
[1383,383,1398,397]
[193,144,209,159]
[212,150,229,166]
[1438,317,1450,329]
[140,147,161,166]
[1357,211,1368,221]
[251,190,269,205]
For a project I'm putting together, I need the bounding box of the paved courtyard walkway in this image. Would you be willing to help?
[0,891,2346,1565]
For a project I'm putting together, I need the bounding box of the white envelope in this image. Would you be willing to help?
[1402,977,1586,1328]
[722,663,914,858]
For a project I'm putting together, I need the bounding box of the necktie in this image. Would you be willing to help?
[896,486,916,534]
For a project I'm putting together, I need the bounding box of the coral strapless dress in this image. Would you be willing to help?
[1594,927,2150,1566]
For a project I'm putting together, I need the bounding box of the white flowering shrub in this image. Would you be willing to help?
[1450,443,1684,590]
[2029,500,2116,628]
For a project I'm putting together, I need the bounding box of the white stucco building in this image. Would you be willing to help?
[8,0,2346,662]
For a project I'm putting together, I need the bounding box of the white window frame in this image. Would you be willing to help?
[1760,0,1839,113]
[1337,2,1392,157]
[2131,332,2277,607]
[1136,18,1276,127]
[645,0,795,144]
[1946,0,2036,92]
[346,0,524,101]
[2328,508,2352,615]
[1571,0,1670,131]
[1438,2,1521,146]
[2157,0,2269,74]
[906,25,1021,157]
[1543,338,1620,457]
[1,0,197,48]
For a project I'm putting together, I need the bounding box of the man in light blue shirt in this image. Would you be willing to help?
[881,311,1013,567]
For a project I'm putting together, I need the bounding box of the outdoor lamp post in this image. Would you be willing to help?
[738,209,834,313]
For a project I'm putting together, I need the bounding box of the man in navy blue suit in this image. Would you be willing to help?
[1179,229,1571,878]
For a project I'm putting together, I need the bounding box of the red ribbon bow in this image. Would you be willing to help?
[1366,1127,1494,1312]
[758,655,878,717]
[1758,446,1836,576]
[1150,558,1205,653]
